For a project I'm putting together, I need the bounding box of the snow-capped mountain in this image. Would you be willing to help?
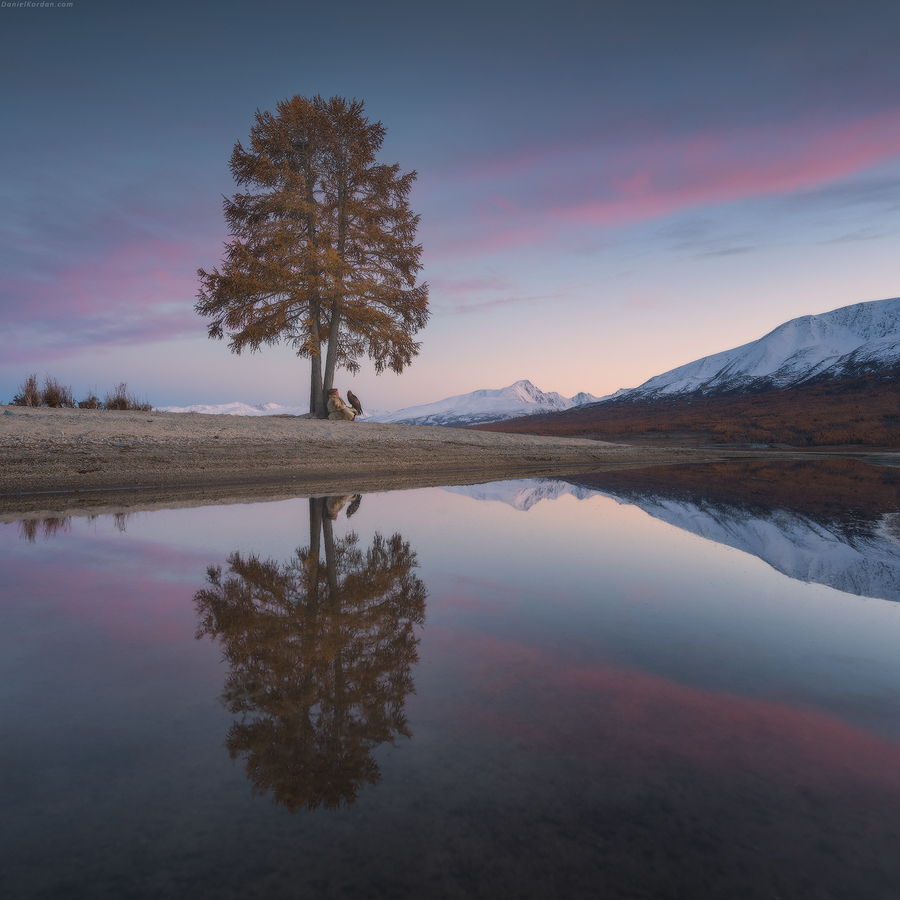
[611,296,900,401]
[367,380,602,427]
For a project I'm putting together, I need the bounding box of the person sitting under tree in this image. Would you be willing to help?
[327,389,356,421]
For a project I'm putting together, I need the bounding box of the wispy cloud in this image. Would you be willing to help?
[557,112,900,226]
[423,109,900,259]
[0,236,207,360]
[428,271,569,316]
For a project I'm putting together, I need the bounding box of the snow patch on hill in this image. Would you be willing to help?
[605,494,900,602]
[154,380,597,426]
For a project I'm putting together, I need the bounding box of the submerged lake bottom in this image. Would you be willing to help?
[2,458,900,899]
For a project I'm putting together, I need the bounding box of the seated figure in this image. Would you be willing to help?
[327,389,356,421]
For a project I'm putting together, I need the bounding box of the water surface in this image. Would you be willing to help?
[2,459,899,899]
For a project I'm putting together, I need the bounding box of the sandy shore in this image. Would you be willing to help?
[0,405,730,514]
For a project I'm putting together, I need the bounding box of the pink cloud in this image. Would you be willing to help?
[426,265,576,316]
[428,273,519,298]
[559,112,900,226]
[426,627,900,791]
[429,109,900,257]
[1,235,212,357]
[3,238,199,322]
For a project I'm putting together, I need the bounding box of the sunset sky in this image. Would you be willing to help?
[2,0,899,410]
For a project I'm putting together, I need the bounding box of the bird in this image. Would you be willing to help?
[347,389,363,417]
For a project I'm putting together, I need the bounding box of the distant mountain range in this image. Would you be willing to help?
[609,296,900,402]
[157,380,600,427]
[366,380,601,427]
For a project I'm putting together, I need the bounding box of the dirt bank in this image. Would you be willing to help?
[0,406,731,513]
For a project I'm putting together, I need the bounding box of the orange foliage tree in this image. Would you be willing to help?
[196,95,429,418]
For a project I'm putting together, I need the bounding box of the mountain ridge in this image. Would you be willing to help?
[609,296,900,401]
[366,380,602,427]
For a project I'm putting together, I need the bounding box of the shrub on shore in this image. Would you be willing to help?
[12,374,41,407]
[41,376,76,408]
[103,382,152,411]
[10,375,151,411]
[78,391,101,409]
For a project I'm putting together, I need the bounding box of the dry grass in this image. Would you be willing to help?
[10,375,151,411]
[78,390,102,409]
[12,374,42,407]
[40,376,76,409]
[103,382,152,411]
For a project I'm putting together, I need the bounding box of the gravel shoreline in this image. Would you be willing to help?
[0,405,722,512]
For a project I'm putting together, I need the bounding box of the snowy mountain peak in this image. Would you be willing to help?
[615,296,900,401]
[508,379,560,403]
[368,381,601,427]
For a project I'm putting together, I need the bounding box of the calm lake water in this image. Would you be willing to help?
[2,459,900,899]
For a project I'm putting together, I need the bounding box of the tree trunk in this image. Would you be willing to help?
[322,302,342,396]
[323,514,339,601]
[323,174,347,399]
[310,352,324,417]
[308,297,326,418]
[305,160,329,419]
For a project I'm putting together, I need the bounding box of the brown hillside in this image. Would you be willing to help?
[471,375,900,448]
[565,458,900,524]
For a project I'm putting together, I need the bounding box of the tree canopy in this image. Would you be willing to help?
[196,95,429,418]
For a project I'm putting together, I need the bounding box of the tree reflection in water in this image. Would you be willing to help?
[194,495,427,811]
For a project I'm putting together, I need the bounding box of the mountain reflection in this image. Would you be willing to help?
[576,460,900,601]
[194,495,427,811]
[447,459,900,602]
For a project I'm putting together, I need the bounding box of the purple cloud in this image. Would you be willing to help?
[422,109,900,259]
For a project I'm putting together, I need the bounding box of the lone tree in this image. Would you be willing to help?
[196,95,429,418]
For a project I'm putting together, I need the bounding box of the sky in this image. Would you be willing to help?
[2,0,900,410]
